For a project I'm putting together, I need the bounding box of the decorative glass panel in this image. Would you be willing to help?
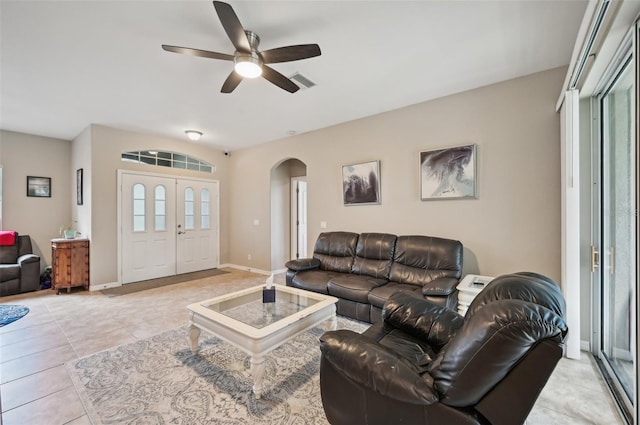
[184,187,195,230]
[201,189,210,229]
[120,150,214,174]
[155,185,166,231]
[132,183,145,232]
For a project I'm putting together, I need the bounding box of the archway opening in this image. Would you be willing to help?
[270,158,307,271]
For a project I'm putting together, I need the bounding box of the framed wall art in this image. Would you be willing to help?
[26,176,51,198]
[420,144,476,200]
[342,160,381,205]
[77,168,83,205]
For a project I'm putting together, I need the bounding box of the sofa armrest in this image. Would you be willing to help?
[285,258,320,272]
[320,329,438,405]
[18,254,39,266]
[382,292,463,348]
[422,277,459,296]
[18,253,40,292]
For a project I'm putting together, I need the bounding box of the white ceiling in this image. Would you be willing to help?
[0,0,588,151]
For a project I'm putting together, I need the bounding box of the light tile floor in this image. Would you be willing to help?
[0,269,626,425]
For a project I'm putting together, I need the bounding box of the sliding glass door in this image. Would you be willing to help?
[595,44,637,423]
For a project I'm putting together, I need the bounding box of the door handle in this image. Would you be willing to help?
[178,231,185,235]
[591,245,599,272]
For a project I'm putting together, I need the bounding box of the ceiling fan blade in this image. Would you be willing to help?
[261,44,321,64]
[213,1,251,53]
[221,71,243,93]
[261,65,299,93]
[162,45,234,61]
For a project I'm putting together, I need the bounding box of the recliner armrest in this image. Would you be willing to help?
[422,277,459,296]
[320,329,438,405]
[18,253,40,265]
[383,292,463,348]
[285,258,320,272]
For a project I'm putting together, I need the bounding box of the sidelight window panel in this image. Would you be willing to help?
[155,185,166,231]
[133,183,145,232]
[184,187,195,230]
[201,188,210,229]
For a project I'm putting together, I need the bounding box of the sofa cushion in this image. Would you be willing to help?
[368,282,423,308]
[352,233,396,278]
[291,269,336,294]
[313,232,359,273]
[389,235,462,286]
[328,274,387,303]
[0,264,21,283]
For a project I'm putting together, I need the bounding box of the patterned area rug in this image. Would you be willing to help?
[0,304,29,327]
[66,317,369,424]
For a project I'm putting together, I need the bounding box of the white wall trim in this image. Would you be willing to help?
[219,263,272,276]
[89,281,120,291]
[561,89,582,360]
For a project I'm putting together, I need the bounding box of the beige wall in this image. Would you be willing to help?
[0,67,575,331]
[229,67,565,281]
[0,130,72,267]
[72,126,92,241]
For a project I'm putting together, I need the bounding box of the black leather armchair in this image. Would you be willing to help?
[0,234,41,296]
[319,272,568,425]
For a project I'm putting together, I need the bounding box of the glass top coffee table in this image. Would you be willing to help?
[187,284,338,398]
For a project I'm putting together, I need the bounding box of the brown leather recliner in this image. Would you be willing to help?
[0,234,41,296]
[319,272,568,425]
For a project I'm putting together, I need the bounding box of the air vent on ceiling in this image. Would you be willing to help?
[289,72,316,90]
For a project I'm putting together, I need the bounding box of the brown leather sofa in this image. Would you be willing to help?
[318,272,568,425]
[0,234,41,297]
[285,231,463,323]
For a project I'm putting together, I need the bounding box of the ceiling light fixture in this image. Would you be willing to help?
[185,130,203,141]
[234,53,262,78]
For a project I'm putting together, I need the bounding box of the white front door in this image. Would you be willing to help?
[176,179,219,274]
[121,173,177,283]
[120,172,220,283]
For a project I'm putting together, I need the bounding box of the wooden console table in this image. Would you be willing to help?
[51,238,90,294]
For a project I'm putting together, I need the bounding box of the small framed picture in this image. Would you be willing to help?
[77,168,83,205]
[26,176,51,198]
[420,144,476,200]
[342,160,381,205]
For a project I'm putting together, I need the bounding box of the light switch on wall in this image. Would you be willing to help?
[253,219,260,226]
[320,221,327,229]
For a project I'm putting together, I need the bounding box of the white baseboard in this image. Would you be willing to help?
[219,264,287,276]
[89,281,121,291]
[220,264,272,275]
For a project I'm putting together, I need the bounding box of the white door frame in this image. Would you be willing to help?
[117,169,220,284]
[290,177,307,260]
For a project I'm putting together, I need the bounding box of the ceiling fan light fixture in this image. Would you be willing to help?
[234,54,262,78]
[185,130,203,141]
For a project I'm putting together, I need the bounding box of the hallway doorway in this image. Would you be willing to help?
[270,159,307,270]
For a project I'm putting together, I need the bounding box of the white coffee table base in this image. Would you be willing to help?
[187,286,338,399]
[188,313,337,399]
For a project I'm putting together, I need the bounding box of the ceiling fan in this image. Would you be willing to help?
[162,1,321,94]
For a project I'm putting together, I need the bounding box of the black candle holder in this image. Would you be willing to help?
[262,286,276,303]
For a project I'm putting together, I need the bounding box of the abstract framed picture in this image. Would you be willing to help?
[26,176,51,198]
[420,144,476,200]
[342,160,381,205]
[77,168,83,205]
